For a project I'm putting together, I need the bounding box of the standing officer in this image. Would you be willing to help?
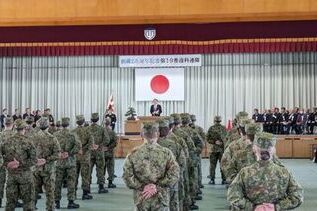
[206,116,227,185]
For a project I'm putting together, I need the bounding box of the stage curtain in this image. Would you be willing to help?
[0,53,316,131]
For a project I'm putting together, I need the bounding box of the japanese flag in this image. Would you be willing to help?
[135,68,184,101]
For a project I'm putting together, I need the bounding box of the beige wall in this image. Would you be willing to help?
[0,0,317,26]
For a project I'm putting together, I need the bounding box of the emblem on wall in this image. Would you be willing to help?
[144,28,156,40]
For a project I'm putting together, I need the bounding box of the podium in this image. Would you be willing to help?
[124,116,161,135]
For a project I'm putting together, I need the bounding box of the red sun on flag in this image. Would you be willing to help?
[150,75,170,94]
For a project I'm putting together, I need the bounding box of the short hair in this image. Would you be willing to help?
[2,108,7,112]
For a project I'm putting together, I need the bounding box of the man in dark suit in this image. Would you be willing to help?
[23,108,34,120]
[150,99,162,116]
[12,109,22,121]
[252,108,264,123]
[280,107,290,134]
[105,108,117,130]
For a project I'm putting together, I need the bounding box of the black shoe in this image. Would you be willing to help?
[15,201,23,208]
[222,180,227,185]
[195,195,202,200]
[0,198,2,208]
[197,189,202,195]
[67,200,80,209]
[87,189,91,194]
[208,179,215,185]
[98,184,109,194]
[190,204,199,210]
[82,190,93,200]
[199,184,204,189]
[37,194,42,199]
[207,175,211,179]
[63,181,67,188]
[108,180,117,188]
[113,174,117,178]
[55,201,60,209]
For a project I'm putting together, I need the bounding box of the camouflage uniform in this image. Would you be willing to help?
[0,119,36,211]
[0,123,14,205]
[88,113,109,190]
[206,116,227,183]
[73,115,94,198]
[54,117,81,207]
[224,127,240,149]
[32,117,61,211]
[104,119,118,187]
[227,132,304,210]
[157,119,187,211]
[189,114,205,189]
[123,122,180,211]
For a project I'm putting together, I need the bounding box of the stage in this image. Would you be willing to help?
[114,135,317,159]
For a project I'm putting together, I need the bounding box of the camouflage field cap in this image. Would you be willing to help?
[170,113,181,124]
[254,132,276,150]
[164,116,174,125]
[180,113,191,124]
[236,111,249,120]
[214,115,222,122]
[156,119,169,128]
[4,117,14,125]
[61,117,70,125]
[190,114,197,122]
[245,123,262,135]
[142,122,159,134]
[25,116,34,124]
[76,115,85,122]
[15,119,27,130]
[240,118,252,127]
[56,121,61,127]
[38,117,49,128]
[91,113,99,120]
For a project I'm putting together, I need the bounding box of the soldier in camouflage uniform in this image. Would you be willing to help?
[123,122,180,211]
[206,115,227,185]
[0,117,15,207]
[48,123,58,134]
[168,115,191,211]
[73,115,95,200]
[227,132,304,210]
[25,116,39,136]
[189,114,205,189]
[54,117,81,209]
[32,117,61,210]
[88,113,109,194]
[178,113,201,209]
[0,119,36,211]
[104,118,118,188]
[157,118,187,211]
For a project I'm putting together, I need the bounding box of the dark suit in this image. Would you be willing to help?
[150,104,162,116]
[0,114,8,129]
[12,114,22,121]
[105,113,117,130]
[23,113,34,120]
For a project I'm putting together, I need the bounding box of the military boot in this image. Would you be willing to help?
[82,190,93,200]
[108,180,117,188]
[55,201,60,209]
[0,198,2,208]
[98,184,109,194]
[15,201,23,208]
[67,200,80,209]
[190,203,199,210]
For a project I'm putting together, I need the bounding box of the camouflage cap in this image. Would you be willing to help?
[4,117,14,125]
[15,119,27,130]
[190,114,197,122]
[254,132,276,150]
[240,119,252,127]
[214,115,222,122]
[236,111,249,120]
[56,121,61,127]
[164,116,174,125]
[76,115,85,122]
[38,117,49,128]
[180,113,191,124]
[156,119,169,128]
[25,116,34,124]
[170,113,181,124]
[61,117,70,125]
[91,112,99,120]
[142,122,159,134]
[245,123,262,135]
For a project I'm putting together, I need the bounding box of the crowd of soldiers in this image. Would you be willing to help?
[252,107,317,135]
[0,112,118,211]
[124,111,304,211]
